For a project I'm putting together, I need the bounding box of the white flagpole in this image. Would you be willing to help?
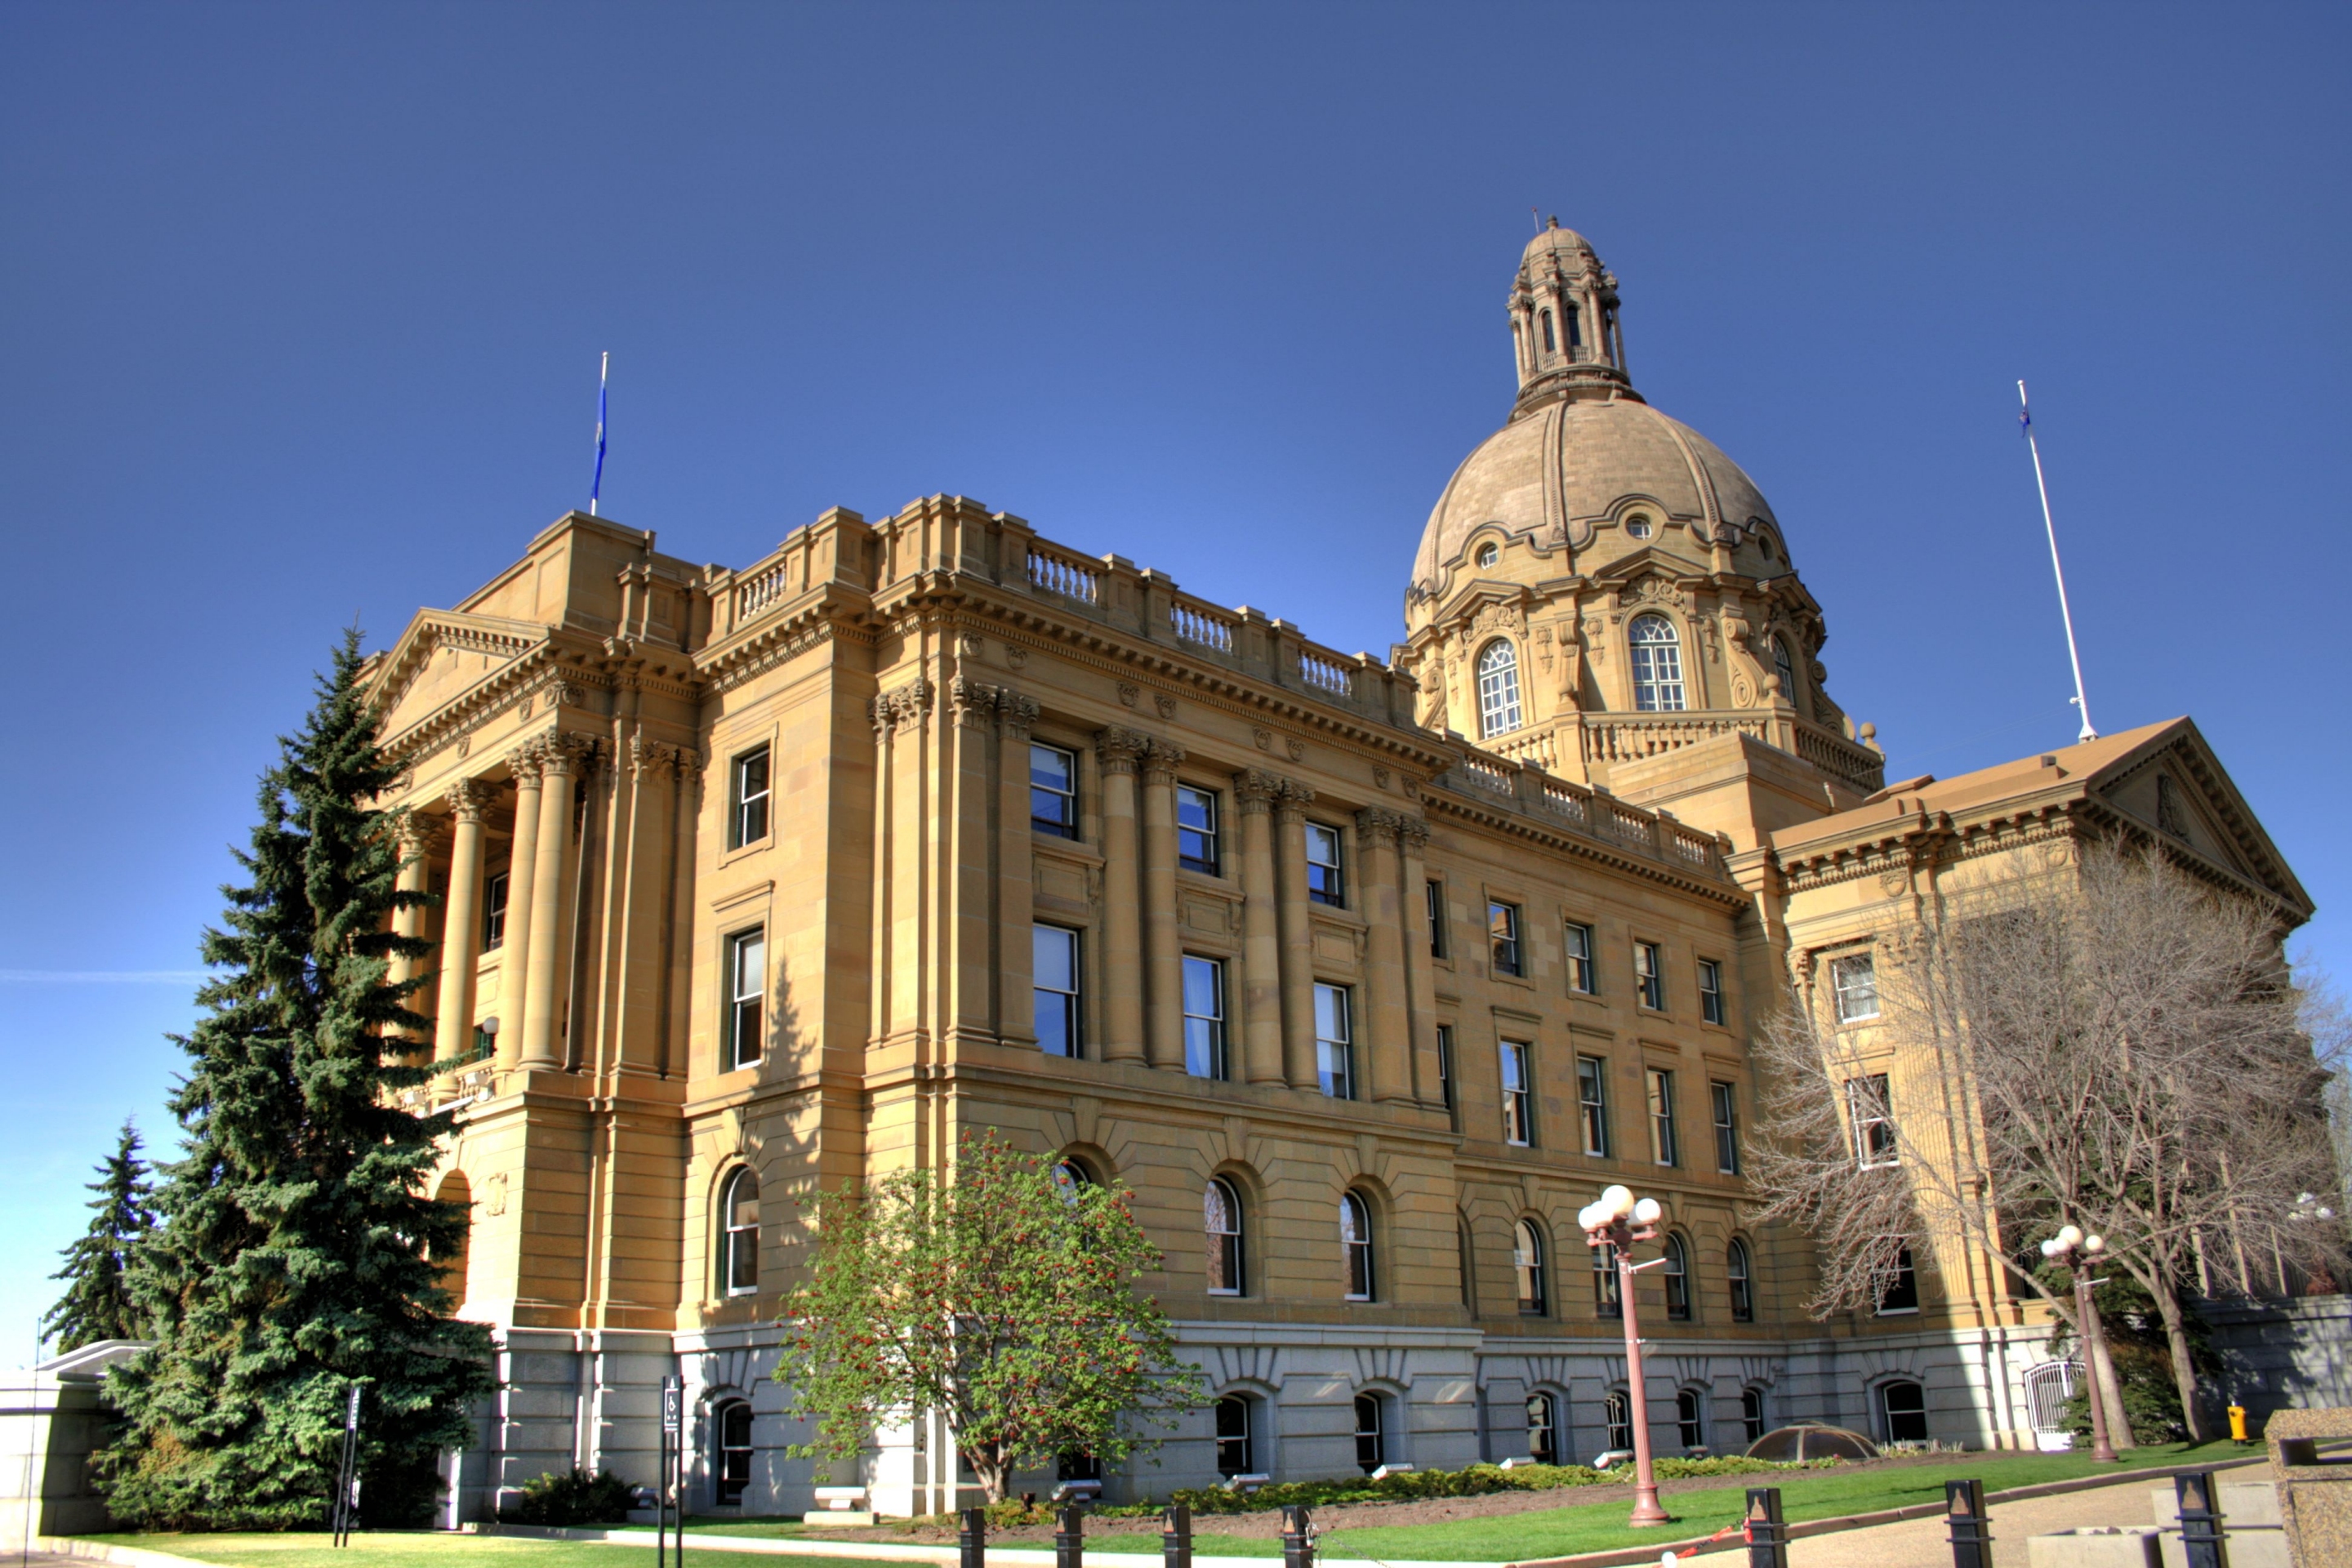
[2018,381,2096,743]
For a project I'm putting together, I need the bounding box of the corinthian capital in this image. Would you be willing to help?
[1231,768,1285,813]
[538,732,595,778]
[1274,777,1317,821]
[1140,739,1187,786]
[996,690,1040,739]
[1355,807,1406,848]
[950,677,1000,729]
[447,777,492,824]
[1095,726,1151,775]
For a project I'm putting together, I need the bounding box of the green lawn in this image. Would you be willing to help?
[91,1535,887,1568]
[93,1445,2258,1568]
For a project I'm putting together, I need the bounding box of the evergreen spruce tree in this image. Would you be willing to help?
[96,630,492,1530]
[43,1120,156,1353]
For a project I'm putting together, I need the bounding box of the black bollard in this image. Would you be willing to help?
[2174,1469,2230,1568]
[1743,1487,1787,1568]
[1944,1479,1992,1568]
[960,1507,988,1568]
[1057,1505,1086,1568]
[1161,1501,1192,1568]
[1280,1504,1314,1568]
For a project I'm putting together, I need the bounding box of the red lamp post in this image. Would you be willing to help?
[1581,1184,1671,1528]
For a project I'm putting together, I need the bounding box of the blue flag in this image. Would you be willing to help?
[590,352,608,513]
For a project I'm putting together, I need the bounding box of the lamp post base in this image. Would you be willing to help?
[1628,1488,1672,1527]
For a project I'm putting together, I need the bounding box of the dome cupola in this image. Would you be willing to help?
[1509,217,1632,415]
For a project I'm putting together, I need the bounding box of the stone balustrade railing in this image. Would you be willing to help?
[1435,737,1731,880]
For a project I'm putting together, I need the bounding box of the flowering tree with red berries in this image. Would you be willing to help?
[778,1133,1205,1503]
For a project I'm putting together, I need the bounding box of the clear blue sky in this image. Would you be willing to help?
[3,3,2345,1349]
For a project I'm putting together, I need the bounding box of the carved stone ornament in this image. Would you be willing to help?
[960,633,983,655]
[1253,728,1272,751]
[1096,726,1151,773]
[1374,766,1391,790]
[483,1171,510,1217]
[519,696,533,720]
[1005,645,1029,670]
[1118,683,1139,708]
[1878,868,1909,898]
[1355,807,1405,848]
[1140,739,1187,784]
[871,677,935,736]
[1153,693,1178,719]
[537,732,595,777]
[549,679,581,707]
[1468,599,1527,637]
[996,690,1040,738]
[447,777,492,823]
[951,676,1001,728]
[456,733,473,759]
[1231,768,1285,811]
[1285,737,1307,762]
[1731,674,1753,707]
[1398,814,1430,850]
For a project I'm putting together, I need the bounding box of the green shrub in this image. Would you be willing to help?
[499,1468,639,1526]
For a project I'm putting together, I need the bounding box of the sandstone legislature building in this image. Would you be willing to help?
[368,222,2310,1521]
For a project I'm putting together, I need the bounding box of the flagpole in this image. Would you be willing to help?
[589,352,609,517]
[2018,381,2096,743]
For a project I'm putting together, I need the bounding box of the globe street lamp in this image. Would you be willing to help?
[1579,1184,1672,1528]
[2040,1226,2119,1463]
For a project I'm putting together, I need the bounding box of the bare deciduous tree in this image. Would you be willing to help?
[1747,839,2345,1441]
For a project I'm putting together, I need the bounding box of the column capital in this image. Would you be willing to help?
[949,676,1002,729]
[1095,725,1152,775]
[1274,777,1317,822]
[508,743,546,783]
[628,733,688,778]
[1140,739,1187,786]
[1355,807,1407,849]
[996,689,1040,740]
[1232,768,1288,812]
[871,676,935,737]
[536,731,595,779]
[447,777,493,824]
[1397,814,1431,852]
[395,812,443,854]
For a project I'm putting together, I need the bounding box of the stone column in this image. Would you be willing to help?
[519,733,590,1069]
[947,679,1000,1050]
[1140,739,1187,1071]
[1397,815,1443,1107]
[391,814,439,1054]
[1274,780,1318,1090]
[433,779,492,1064]
[1232,770,1286,1087]
[1356,808,1413,1104]
[495,748,545,1072]
[995,693,1040,1045]
[1095,728,1148,1064]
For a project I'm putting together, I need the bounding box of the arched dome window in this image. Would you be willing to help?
[1477,640,1523,737]
[719,1166,760,1297]
[1563,299,1583,351]
[1540,310,1557,354]
[1771,637,1798,705]
[1628,615,1686,712]
[1341,1192,1375,1301]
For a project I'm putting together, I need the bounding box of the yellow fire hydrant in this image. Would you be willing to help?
[2229,1404,2249,1444]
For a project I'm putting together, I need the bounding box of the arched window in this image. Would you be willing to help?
[1628,616,1686,711]
[1513,1219,1548,1315]
[1053,1157,1094,1205]
[431,1171,473,1304]
[1593,1237,1621,1318]
[1663,1232,1691,1321]
[715,1397,754,1504]
[1740,1387,1767,1443]
[1353,1393,1386,1473]
[1879,1379,1928,1443]
[1540,310,1557,354]
[1563,300,1583,351]
[1770,637,1797,705]
[1526,1392,1559,1465]
[1727,1238,1754,1322]
[1604,1389,1633,1454]
[1215,1395,1254,1477]
[1205,1179,1245,1296]
[1477,639,1523,737]
[719,1167,760,1297]
[1341,1192,1375,1302]
[1675,1388,1706,1451]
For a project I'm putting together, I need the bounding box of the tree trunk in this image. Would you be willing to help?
[2147,1275,2208,1442]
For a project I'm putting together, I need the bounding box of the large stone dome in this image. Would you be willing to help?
[1410,396,1780,599]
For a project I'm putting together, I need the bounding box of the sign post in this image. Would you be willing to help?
[332,1383,363,1547]
[660,1375,684,1568]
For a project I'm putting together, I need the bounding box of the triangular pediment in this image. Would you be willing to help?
[372,609,550,737]
[2085,719,2311,917]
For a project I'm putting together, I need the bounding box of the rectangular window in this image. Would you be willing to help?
[1427,880,1446,959]
[1035,925,1082,1058]
[1314,983,1354,1099]
[729,745,772,850]
[1577,1055,1610,1157]
[1500,1040,1534,1147]
[1436,1023,1457,1120]
[1565,922,1596,995]
[1712,1080,1740,1174]
[1177,785,1220,875]
[1594,1240,1621,1318]
[1182,955,1226,1080]
[482,871,510,951]
[1031,743,1078,838]
[1698,959,1725,1026]
[1489,901,1522,978]
[1306,822,1344,906]
[1636,941,1664,1010]
[1832,954,1880,1022]
[1647,1067,1677,1166]
[1877,1247,1920,1314]
[726,928,766,1070]
[1848,1073,1896,1167]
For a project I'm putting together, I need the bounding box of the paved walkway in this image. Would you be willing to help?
[1780,1465,2253,1568]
